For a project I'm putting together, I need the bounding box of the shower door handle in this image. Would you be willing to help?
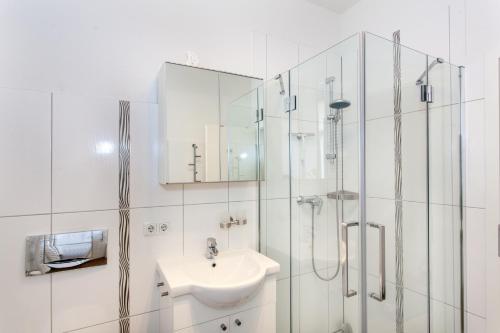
[368,222,386,302]
[342,222,358,298]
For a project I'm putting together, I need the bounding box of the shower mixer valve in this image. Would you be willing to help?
[297,195,323,214]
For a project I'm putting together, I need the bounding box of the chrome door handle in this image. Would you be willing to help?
[368,222,386,302]
[342,222,358,297]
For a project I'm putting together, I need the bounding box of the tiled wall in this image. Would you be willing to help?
[0,89,258,333]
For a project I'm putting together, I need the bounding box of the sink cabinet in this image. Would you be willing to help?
[228,303,275,333]
[174,303,275,333]
[156,250,279,333]
[175,317,229,333]
[159,276,277,333]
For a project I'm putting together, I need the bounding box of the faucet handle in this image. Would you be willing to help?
[207,237,217,246]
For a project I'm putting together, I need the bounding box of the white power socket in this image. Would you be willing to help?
[158,223,168,233]
[143,222,168,236]
[143,223,157,236]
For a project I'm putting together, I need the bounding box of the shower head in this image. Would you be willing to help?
[330,98,351,110]
[274,74,286,95]
[416,57,445,85]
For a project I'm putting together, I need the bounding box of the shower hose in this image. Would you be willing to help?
[311,108,342,282]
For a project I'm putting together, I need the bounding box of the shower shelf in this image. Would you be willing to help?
[327,190,359,200]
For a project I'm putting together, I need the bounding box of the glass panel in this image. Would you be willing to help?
[258,32,463,333]
[428,59,463,333]
[365,33,429,333]
[291,35,360,333]
[365,32,463,333]
[259,34,360,333]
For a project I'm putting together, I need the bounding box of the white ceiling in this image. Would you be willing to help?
[305,0,360,13]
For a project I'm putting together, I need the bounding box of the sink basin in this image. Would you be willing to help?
[157,249,280,308]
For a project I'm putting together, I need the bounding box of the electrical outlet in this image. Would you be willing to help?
[158,223,168,233]
[143,223,157,236]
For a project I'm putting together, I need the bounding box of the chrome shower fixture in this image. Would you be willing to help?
[325,76,335,84]
[274,74,286,95]
[330,98,351,110]
[297,195,323,215]
[416,57,444,85]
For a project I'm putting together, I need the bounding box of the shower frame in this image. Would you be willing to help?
[256,31,465,333]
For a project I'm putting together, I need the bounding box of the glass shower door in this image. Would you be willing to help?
[288,35,361,333]
[364,32,463,333]
[259,32,464,333]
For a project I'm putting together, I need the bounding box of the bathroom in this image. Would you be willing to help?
[0,0,499,332]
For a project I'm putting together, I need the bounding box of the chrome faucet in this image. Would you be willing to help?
[206,237,219,259]
[297,195,323,214]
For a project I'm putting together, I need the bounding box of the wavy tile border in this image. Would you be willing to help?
[118,100,131,333]
[393,30,404,333]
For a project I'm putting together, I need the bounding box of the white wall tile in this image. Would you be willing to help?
[130,206,183,315]
[366,197,395,283]
[0,215,51,333]
[276,278,291,333]
[429,204,458,306]
[402,110,427,203]
[183,203,228,257]
[52,93,119,213]
[130,101,183,208]
[296,120,328,197]
[328,273,344,332]
[228,181,258,202]
[52,210,119,333]
[266,35,299,80]
[228,200,258,250]
[366,116,394,199]
[298,272,329,333]
[465,99,486,208]
[0,88,51,216]
[130,311,160,333]
[429,106,455,206]
[429,300,457,333]
[466,207,486,318]
[402,201,428,296]
[264,198,298,280]
[467,312,486,333]
[70,321,119,333]
[183,182,228,205]
[264,116,297,199]
[297,195,328,275]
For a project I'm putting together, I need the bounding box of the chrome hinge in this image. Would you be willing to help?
[255,108,264,123]
[284,95,297,112]
[420,84,433,103]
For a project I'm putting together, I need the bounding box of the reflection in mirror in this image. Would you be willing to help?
[158,62,262,183]
[226,86,264,181]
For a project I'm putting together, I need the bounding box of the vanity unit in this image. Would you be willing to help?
[156,249,280,333]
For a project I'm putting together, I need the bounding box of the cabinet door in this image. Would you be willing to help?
[175,317,230,333]
[230,303,276,333]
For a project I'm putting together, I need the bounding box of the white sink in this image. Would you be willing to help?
[156,249,280,308]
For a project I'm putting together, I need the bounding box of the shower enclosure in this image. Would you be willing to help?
[256,32,464,333]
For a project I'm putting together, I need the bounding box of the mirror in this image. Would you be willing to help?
[158,62,262,184]
[226,86,264,182]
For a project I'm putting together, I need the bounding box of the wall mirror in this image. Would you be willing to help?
[158,62,262,184]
